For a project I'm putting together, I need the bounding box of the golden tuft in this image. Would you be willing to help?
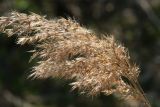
[0,12,151,107]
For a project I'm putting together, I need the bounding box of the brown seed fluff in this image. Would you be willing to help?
[0,12,151,107]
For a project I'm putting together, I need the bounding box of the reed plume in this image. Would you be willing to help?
[0,12,151,107]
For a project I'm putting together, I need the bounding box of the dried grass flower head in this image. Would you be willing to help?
[0,12,151,107]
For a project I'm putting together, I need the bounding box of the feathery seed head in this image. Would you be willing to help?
[0,12,150,107]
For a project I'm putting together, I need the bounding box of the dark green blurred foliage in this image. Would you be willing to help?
[0,0,160,107]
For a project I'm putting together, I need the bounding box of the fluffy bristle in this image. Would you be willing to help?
[0,12,151,107]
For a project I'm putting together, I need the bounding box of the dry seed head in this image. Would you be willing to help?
[0,12,150,106]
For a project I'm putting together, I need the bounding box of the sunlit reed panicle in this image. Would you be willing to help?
[0,12,151,107]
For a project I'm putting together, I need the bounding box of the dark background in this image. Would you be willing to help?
[0,0,160,107]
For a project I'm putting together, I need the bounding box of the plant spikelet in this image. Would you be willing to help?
[0,12,151,107]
